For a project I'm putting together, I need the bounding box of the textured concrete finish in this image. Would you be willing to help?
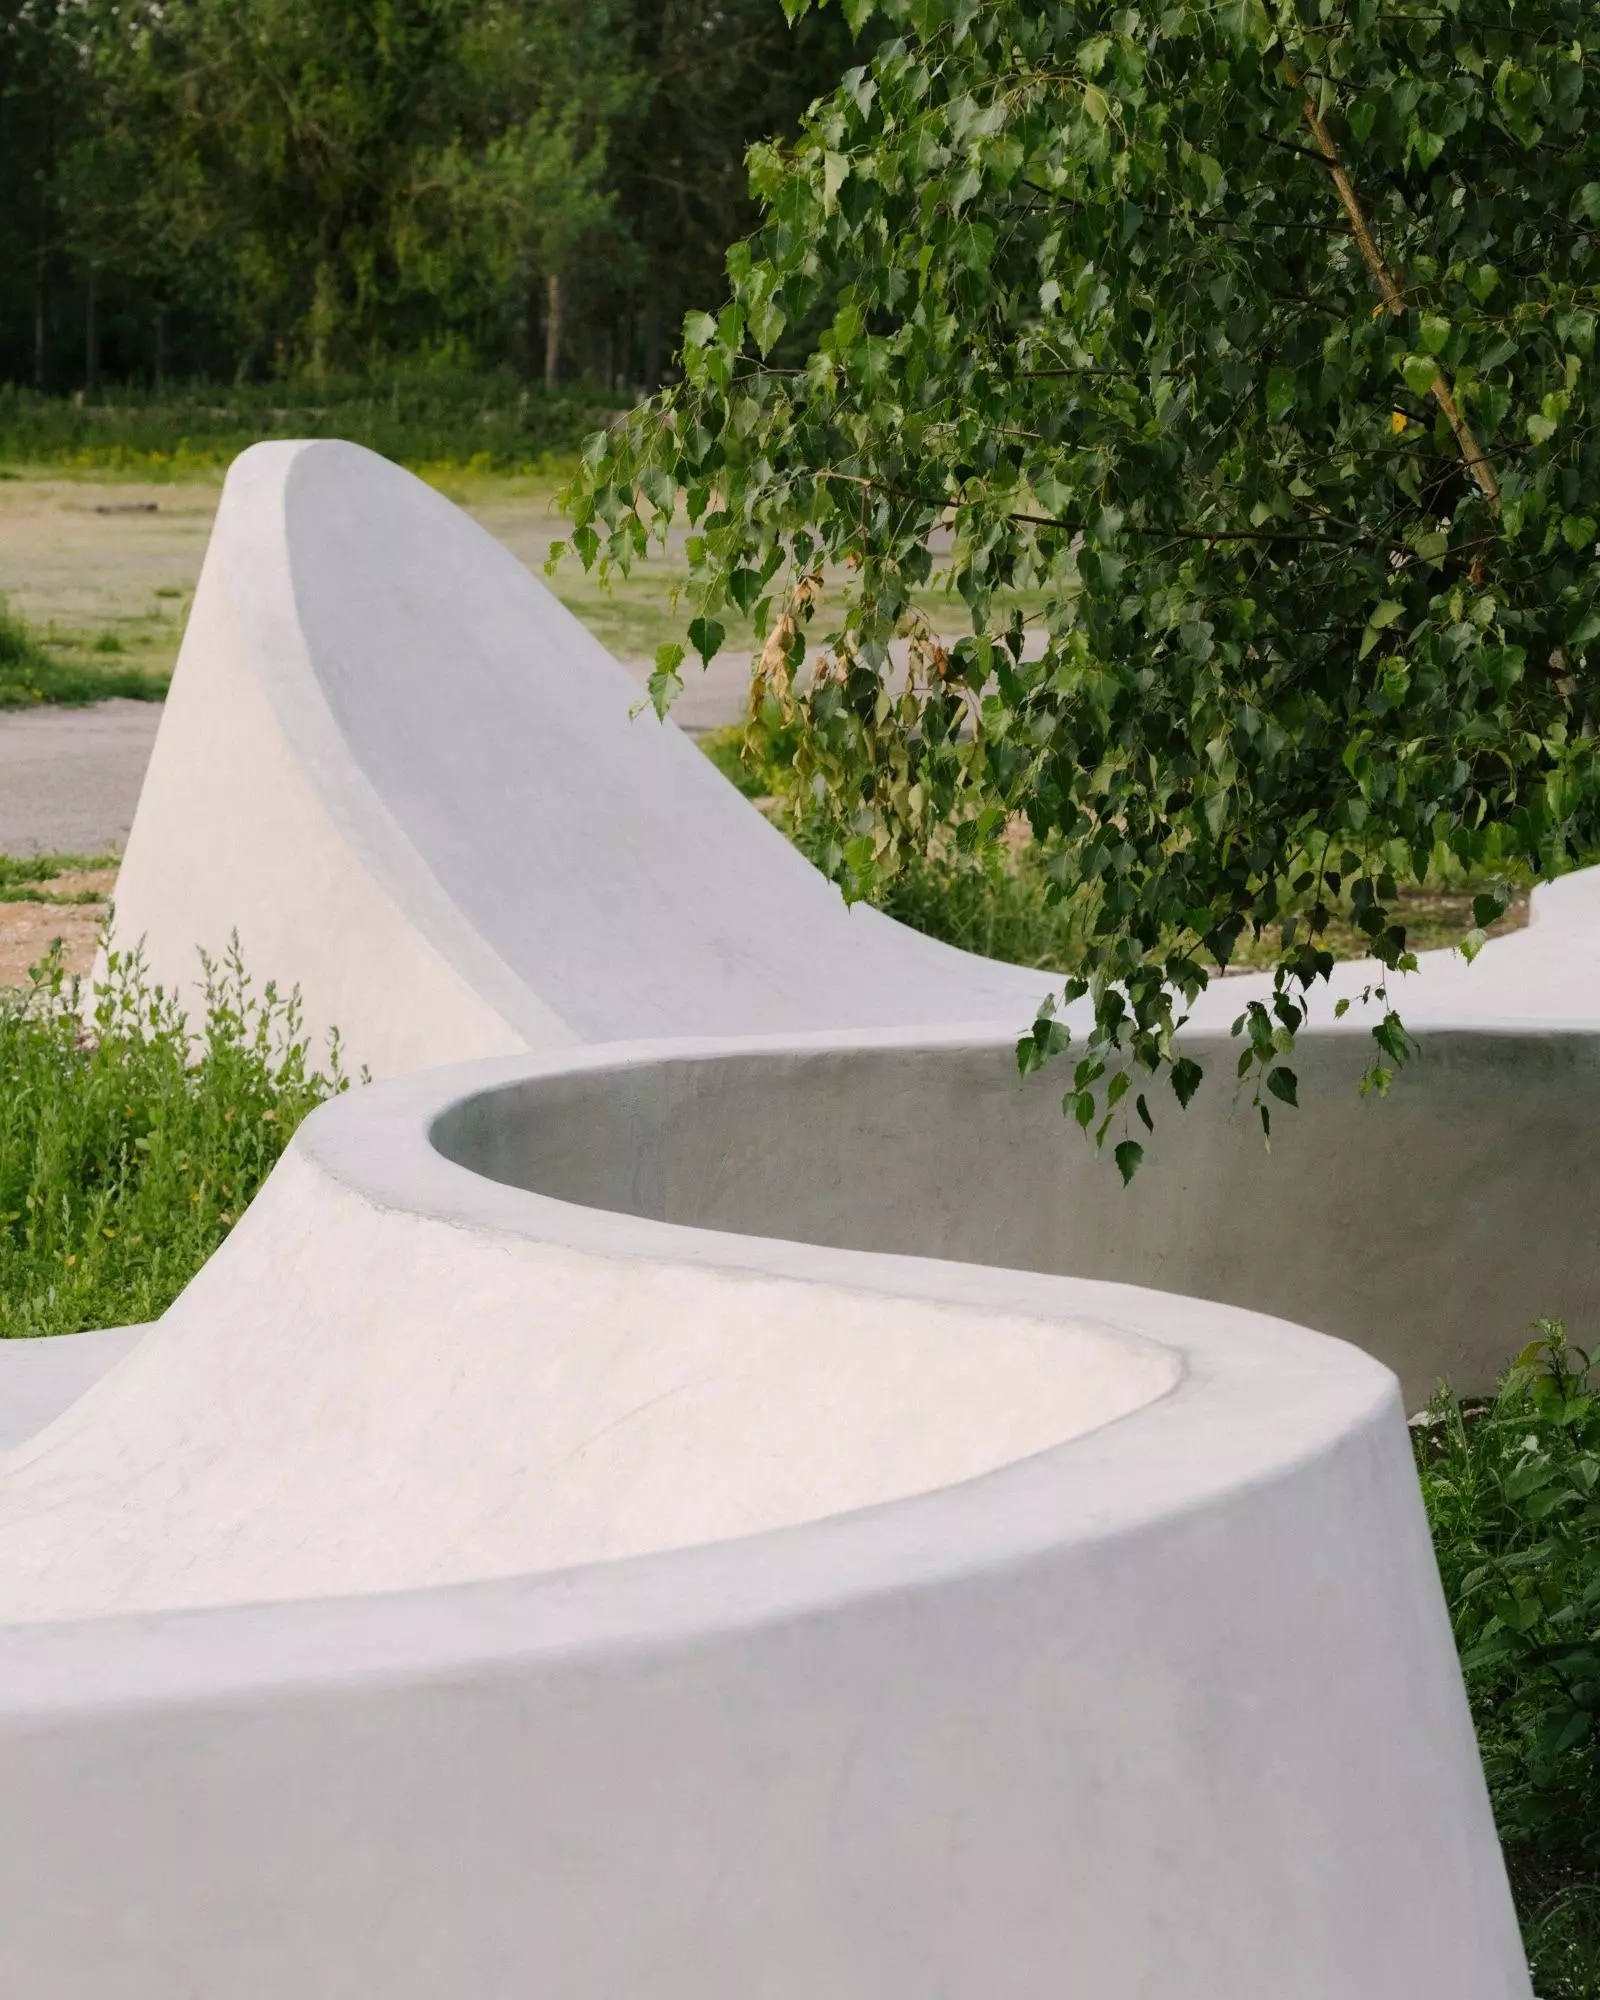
[0,1044,1528,1997]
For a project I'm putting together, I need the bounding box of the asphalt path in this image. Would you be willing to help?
[0,698,162,855]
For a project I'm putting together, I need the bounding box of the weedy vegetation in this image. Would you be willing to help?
[0,594,164,706]
[0,939,351,1337]
[1417,1322,1600,1997]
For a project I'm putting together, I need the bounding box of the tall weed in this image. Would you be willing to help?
[0,940,350,1336]
[1417,1322,1600,1993]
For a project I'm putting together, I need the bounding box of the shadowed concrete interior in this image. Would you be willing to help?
[437,1030,1600,1409]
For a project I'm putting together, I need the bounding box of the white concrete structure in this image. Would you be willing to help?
[108,440,1039,1077]
[0,1040,1530,1996]
[6,437,1585,1994]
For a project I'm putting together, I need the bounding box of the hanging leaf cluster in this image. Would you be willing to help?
[564,0,1600,1160]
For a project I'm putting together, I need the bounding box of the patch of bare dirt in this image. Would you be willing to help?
[0,867,116,986]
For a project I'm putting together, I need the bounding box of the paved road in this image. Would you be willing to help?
[0,699,161,854]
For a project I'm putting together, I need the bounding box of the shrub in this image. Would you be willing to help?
[1417,1321,1600,1991]
[0,939,351,1336]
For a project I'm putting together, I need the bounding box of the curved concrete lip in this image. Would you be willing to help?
[0,1026,1407,1631]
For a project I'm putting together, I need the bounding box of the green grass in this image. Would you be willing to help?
[0,938,351,1336]
[1521,1880,1600,1999]
[0,853,119,903]
[1416,1324,1600,1998]
[0,595,165,706]
[0,371,616,479]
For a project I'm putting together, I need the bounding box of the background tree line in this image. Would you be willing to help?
[0,0,854,396]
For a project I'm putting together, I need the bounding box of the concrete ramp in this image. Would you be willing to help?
[110,440,1041,1076]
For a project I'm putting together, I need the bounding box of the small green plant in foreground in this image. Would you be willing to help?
[0,596,164,707]
[0,941,350,1337]
[1417,1323,1600,1996]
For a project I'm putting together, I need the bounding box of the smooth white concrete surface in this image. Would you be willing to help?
[107,440,1041,1077]
[0,1325,144,1451]
[0,1080,1175,1618]
[0,1041,1529,1997]
[1193,860,1600,1033]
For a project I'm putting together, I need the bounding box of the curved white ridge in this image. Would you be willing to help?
[1192,861,1600,1033]
[108,440,1042,1078]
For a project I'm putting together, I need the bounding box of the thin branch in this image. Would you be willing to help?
[1299,92,1502,517]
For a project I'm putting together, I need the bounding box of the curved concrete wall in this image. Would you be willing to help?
[436,1029,1600,1409]
[0,1045,1528,1997]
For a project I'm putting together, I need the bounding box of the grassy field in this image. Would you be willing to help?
[0,456,1013,698]
[0,375,614,480]
[0,379,1044,684]
[0,589,167,707]
[0,464,718,687]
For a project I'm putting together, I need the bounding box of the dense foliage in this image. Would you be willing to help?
[0,0,853,393]
[571,0,1600,1172]
[1418,1323,1600,1994]
[0,941,349,1336]
[1421,1325,1600,1861]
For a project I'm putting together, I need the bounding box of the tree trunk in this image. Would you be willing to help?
[642,296,662,391]
[544,272,563,389]
[84,262,99,398]
[33,238,47,391]
[153,307,166,392]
